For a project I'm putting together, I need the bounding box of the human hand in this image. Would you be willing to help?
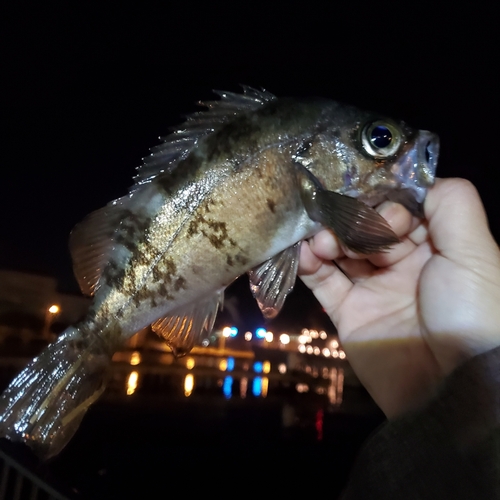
[298,178,500,417]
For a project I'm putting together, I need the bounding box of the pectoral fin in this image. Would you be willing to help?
[308,190,400,253]
[248,242,301,319]
[298,165,399,254]
[152,290,224,357]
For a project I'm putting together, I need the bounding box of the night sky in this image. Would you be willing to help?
[1,5,497,330]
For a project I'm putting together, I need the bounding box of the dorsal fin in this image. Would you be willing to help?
[132,86,275,191]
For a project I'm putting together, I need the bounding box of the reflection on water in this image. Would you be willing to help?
[328,367,344,405]
[223,375,232,398]
[126,371,139,395]
[109,352,347,406]
[126,367,335,401]
[240,377,248,398]
[252,377,262,397]
[184,373,194,396]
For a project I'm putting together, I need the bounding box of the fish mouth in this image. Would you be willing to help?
[389,130,439,216]
[355,131,439,217]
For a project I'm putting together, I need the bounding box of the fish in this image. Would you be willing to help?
[0,86,439,457]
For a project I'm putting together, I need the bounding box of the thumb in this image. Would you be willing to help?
[425,178,500,268]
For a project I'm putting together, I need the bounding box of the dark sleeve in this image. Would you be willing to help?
[341,346,500,499]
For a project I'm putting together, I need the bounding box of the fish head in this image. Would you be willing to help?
[302,103,439,216]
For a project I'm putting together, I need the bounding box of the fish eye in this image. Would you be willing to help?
[362,121,402,158]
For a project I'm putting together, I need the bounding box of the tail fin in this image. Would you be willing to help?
[0,326,112,458]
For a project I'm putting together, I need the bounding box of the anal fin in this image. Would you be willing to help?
[152,290,224,357]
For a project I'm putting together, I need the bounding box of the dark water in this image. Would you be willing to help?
[0,353,383,500]
[1,362,385,499]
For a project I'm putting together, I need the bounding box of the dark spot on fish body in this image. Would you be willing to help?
[158,282,172,299]
[152,266,162,283]
[266,198,276,213]
[235,253,249,266]
[102,261,126,290]
[174,276,187,291]
[134,284,173,308]
[114,232,136,252]
[164,257,177,279]
[203,198,217,213]
[206,231,225,250]
[191,264,203,275]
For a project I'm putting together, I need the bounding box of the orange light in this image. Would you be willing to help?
[126,371,139,395]
[184,374,194,397]
[130,351,141,366]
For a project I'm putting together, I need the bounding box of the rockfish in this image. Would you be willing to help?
[0,87,439,457]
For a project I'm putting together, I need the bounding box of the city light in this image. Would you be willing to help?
[227,357,235,371]
[186,357,195,370]
[320,330,327,340]
[219,359,227,371]
[265,331,273,342]
[244,331,252,341]
[48,305,59,314]
[279,333,290,345]
[222,327,231,337]
[229,326,238,337]
[253,361,263,373]
[263,360,271,374]
[298,344,306,353]
[255,328,267,339]
[278,363,287,374]
[130,351,141,366]
[339,350,346,359]
[322,348,330,357]
[331,339,339,349]
[306,346,313,355]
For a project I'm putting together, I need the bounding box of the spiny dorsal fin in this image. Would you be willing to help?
[152,290,224,357]
[132,86,276,190]
[248,243,301,319]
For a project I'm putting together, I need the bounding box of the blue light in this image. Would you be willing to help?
[252,377,262,397]
[255,328,266,339]
[227,357,235,372]
[253,361,263,373]
[229,326,238,337]
[223,376,233,399]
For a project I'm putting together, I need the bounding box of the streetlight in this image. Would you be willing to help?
[43,304,60,340]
